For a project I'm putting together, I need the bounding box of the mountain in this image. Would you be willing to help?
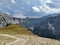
[0,13,60,45]
[20,13,60,31]
[20,17,42,31]
[0,13,20,27]
[33,13,60,39]
[0,24,60,45]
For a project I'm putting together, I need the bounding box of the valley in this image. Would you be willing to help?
[0,13,60,45]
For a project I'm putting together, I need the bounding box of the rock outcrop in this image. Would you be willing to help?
[0,13,20,27]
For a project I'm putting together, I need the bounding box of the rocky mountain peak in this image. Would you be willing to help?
[0,13,20,27]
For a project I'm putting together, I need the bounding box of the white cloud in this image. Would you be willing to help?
[28,16,40,18]
[11,0,16,4]
[14,14,27,18]
[40,0,53,5]
[32,6,40,12]
[39,4,60,14]
[37,0,60,14]
[46,0,53,3]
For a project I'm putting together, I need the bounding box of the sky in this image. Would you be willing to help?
[0,0,60,18]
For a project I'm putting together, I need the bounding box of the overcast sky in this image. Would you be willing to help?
[0,0,60,18]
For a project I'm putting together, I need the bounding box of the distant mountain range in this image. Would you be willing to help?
[20,13,60,30]
[33,13,60,39]
[20,13,60,39]
[0,12,60,39]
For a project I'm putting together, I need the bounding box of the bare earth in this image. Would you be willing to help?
[0,34,60,45]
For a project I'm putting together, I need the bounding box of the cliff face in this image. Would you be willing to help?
[33,13,60,39]
[0,13,20,27]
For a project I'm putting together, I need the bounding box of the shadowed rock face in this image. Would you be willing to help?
[0,13,20,27]
[33,14,60,39]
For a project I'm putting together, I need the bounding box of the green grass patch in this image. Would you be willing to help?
[0,24,33,35]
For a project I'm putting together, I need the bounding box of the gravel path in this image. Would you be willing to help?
[0,34,60,45]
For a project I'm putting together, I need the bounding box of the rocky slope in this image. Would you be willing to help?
[33,13,60,39]
[0,24,60,45]
[0,13,19,27]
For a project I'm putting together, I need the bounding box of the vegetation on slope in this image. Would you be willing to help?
[0,24,33,35]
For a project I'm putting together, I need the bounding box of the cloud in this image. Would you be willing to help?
[37,0,60,14]
[32,6,40,12]
[40,0,53,5]
[13,14,27,18]
[39,4,60,14]
[45,0,53,3]
[11,0,16,4]
[0,0,60,18]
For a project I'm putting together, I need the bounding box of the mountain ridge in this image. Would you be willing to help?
[33,13,60,39]
[0,13,20,27]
